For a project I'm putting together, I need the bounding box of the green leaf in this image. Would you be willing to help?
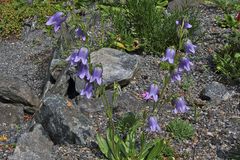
[139,141,156,159]
[146,140,162,160]
[96,134,109,157]
[234,53,240,59]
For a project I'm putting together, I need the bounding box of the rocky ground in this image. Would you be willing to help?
[0,2,239,160]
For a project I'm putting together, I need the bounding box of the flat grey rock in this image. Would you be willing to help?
[8,124,55,160]
[0,75,40,108]
[91,48,140,87]
[35,94,94,146]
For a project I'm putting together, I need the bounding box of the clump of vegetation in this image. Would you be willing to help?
[213,29,240,81]
[166,118,195,140]
[212,0,240,81]
[211,0,240,13]
[99,0,200,55]
[0,0,59,38]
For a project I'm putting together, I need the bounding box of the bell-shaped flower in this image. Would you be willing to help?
[178,57,193,72]
[80,83,94,99]
[236,12,240,22]
[66,49,80,65]
[173,97,190,114]
[77,63,90,80]
[75,28,86,41]
[90,67,103,85]
[146,116,161,132]
[161,47,176,64]
[46,12,67,32]
[176,20,192,29]
[185,39,197,54]
[74,47,89,65]
[171,70,182,82]
[144,84,159,102]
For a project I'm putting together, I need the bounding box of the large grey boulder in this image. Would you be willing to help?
[91,48,140,87]
[35,94,94,146]
[8,124,55,160]
[0,75,40,107]
[0,102,24,130]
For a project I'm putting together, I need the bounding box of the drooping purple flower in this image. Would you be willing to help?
[144,84,159,102]
[176,20,192,29]
[141,91,150,99]
[90,67,103,85]
[171,70,182,82]
[184,39,197,54]
[80,83,94,99]
[178,57,193,72]
[75,28,86,41]
[74,47,89,65]
[146,116,161,132]
[173,97,190,114]
[161,47,176,64]
[77,63,90,80]
[46,12,67,32]
[66,49,80,65]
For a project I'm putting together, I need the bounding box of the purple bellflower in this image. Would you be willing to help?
[185,39,197,54]
[146,116,161,132]
[171,70,182,82]
[77,63,90,80]
[66,49,80,65]
[75,28,86,41]
[173,97,190,114]
[74,47,89,65]
[176,20,192,29]
[46,12,67,32]
[178,57,193,72]
[162,47,176,64]
[90,67,103,85]
[80,83,94,99]
[144,84,159,102]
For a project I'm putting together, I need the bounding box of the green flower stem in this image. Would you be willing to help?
[153,75,170,114]
[100,87,117,156]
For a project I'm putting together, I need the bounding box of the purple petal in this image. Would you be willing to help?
[46,12,64,25]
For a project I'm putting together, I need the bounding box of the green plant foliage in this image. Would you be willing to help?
[211,0,240,13]
[97,123,175,160]
[99,0,200,55]
[213,29,240,81]
[216,14,240,29]
[166,118,195,140]
[115,112,139,135]
[0,0,58,38]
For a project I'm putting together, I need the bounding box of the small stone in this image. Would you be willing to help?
[200,81,229,105]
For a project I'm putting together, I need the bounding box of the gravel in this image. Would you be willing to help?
[0,3,240,160]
